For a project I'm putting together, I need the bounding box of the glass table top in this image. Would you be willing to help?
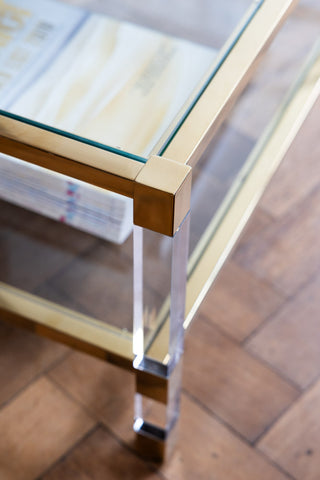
[0,0,264,162]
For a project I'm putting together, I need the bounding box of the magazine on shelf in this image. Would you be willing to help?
[0,0,217,243]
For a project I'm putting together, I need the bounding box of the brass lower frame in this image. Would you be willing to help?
[0,282,133,371]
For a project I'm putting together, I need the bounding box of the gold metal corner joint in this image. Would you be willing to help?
[133,155,192,236]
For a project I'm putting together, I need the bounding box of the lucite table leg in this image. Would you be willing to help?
[133,214,190,461]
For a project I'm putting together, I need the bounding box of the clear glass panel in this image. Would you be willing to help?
[187,2,320,284]
[134,226,173,357]
[134,214,189,367]
[0,159,135,336]
[0,0,263,160]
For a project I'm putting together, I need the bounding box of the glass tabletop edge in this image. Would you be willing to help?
[161,0,299,167]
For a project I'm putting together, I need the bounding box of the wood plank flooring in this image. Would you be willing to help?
[1,1,320,479]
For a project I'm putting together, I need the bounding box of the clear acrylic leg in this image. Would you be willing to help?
[133,213,190,460]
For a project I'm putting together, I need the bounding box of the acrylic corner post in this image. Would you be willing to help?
[132,154,192,461]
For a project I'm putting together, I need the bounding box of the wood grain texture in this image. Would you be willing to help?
[234,186,320,297]
[0,322,68,408]
[258,380,320,480]
[48,350,134,440]
[260,100,320,218]
[182,317,299,442]
[41,427,162,480]
[0,377,95,480]
[246,271,320,389]
[161,395,290,480]
[200,260,284,341]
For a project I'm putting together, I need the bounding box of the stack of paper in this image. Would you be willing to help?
[0,153,134,243]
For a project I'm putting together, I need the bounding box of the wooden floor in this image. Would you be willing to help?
[1,4,320,480]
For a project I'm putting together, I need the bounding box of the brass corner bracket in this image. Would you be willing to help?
[133,155,192,236]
